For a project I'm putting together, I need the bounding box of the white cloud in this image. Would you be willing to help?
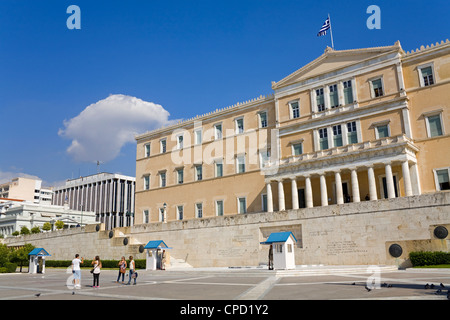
[59,94,173,163]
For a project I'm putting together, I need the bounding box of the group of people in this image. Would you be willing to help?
[71,254,138,288]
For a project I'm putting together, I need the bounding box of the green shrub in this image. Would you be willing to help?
[409,251,450,266]
[4,262,17,273]
[0,267,8,273]
[45,259,146,269]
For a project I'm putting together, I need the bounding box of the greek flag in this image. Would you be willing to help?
[317,17,330,36]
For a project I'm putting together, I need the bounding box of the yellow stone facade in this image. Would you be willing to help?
[135,40,450,224]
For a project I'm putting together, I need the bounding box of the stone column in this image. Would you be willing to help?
[266,182,273,213]
[291,178,299,210]
[335,171,344,205]
[278,180,285,211]
[402,160,413,197]
[367,166,377,200]
[351,168,360,203]
[320,174,328,206]
[409,163,421,195]
[305,176,313,208]
[385,163,396,199]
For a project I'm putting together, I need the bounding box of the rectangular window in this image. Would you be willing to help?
[214,124,222,140]
[160,172,166,187]
[347,121,358,144]
[196,203,203,218]
[177,205,183,220]
[319,128,328,150]
[259,112,268,128]
[160,139,166,153]
[262,194,268,212]
[259,150,270,168]
[236,156,246,173]
[144,143,151,157]
[290,101,300,119]
[216,200,224,216]
[195,165,203,181]
[292,143,302,156]
[329,84,339,108]
[177,169,184,184]
[215,161,223,177]
[143,210,149,224]
[238,197,246,214]
[316,88,325,112]
[194,129,202,145]
[159,208,165,222]
[376,124,389,139]
[333,125,343,147]
[143,175,150,190]
[371,78,384,97]
[235,118,244,134]
[177,135,184,149]
[343,80,353,105]
[427,114,443,137]
[436,169,450,191]
[420,66,434,87]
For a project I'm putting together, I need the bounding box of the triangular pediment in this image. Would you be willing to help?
[273,42,403,90]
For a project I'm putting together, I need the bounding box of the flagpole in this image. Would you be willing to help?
[328,13,335,49]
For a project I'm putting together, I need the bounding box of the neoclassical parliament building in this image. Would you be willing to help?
[134,40,450,224]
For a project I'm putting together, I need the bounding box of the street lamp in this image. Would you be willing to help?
[79,204,84,227]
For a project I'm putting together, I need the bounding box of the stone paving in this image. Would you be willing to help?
[0,267,449,301]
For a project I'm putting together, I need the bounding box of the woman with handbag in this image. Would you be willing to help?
[126,256,136,285]
[91,256,102,288]
[116,256,127,283]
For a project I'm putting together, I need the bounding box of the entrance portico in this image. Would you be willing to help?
[263,135,420,212]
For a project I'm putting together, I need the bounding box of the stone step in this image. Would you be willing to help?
[273,265,398,276]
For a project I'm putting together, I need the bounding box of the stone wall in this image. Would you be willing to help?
[3,192,450,268]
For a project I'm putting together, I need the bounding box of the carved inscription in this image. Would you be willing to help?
[327,241,367,256]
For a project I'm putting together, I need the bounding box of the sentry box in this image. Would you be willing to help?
[260,232,297,270]
[144,240,172,270]
[28,248,51,274]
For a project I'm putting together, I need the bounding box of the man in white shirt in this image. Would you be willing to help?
[71,254,84,289]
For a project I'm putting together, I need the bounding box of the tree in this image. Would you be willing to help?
[42,222,52,232]
[55,220,65,230]
[20,226,30,235]
[0,244,11,267]
[31,226,41,234]
[9,243,35,272]
[12,231,19,236]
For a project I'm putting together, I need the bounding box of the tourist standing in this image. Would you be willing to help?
[126,256,136,285]
[116,256,127,283]
[71,254,84,289]
[91,256,102,288]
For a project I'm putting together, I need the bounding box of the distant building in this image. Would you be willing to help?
[52,172,136,230]
[0,199,96,237]
[0,177,53,205]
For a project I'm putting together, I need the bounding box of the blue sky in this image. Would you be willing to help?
[0,0,449,186]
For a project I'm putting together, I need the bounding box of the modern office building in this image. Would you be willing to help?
[0,177,53,205]
[134,40,450,224]
[52,173,136,230]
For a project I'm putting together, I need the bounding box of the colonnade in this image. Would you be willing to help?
[265,160,419,212]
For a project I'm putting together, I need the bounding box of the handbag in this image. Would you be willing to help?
[90,262,98,274]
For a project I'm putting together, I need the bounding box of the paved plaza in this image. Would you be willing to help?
[0,266,449,301]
